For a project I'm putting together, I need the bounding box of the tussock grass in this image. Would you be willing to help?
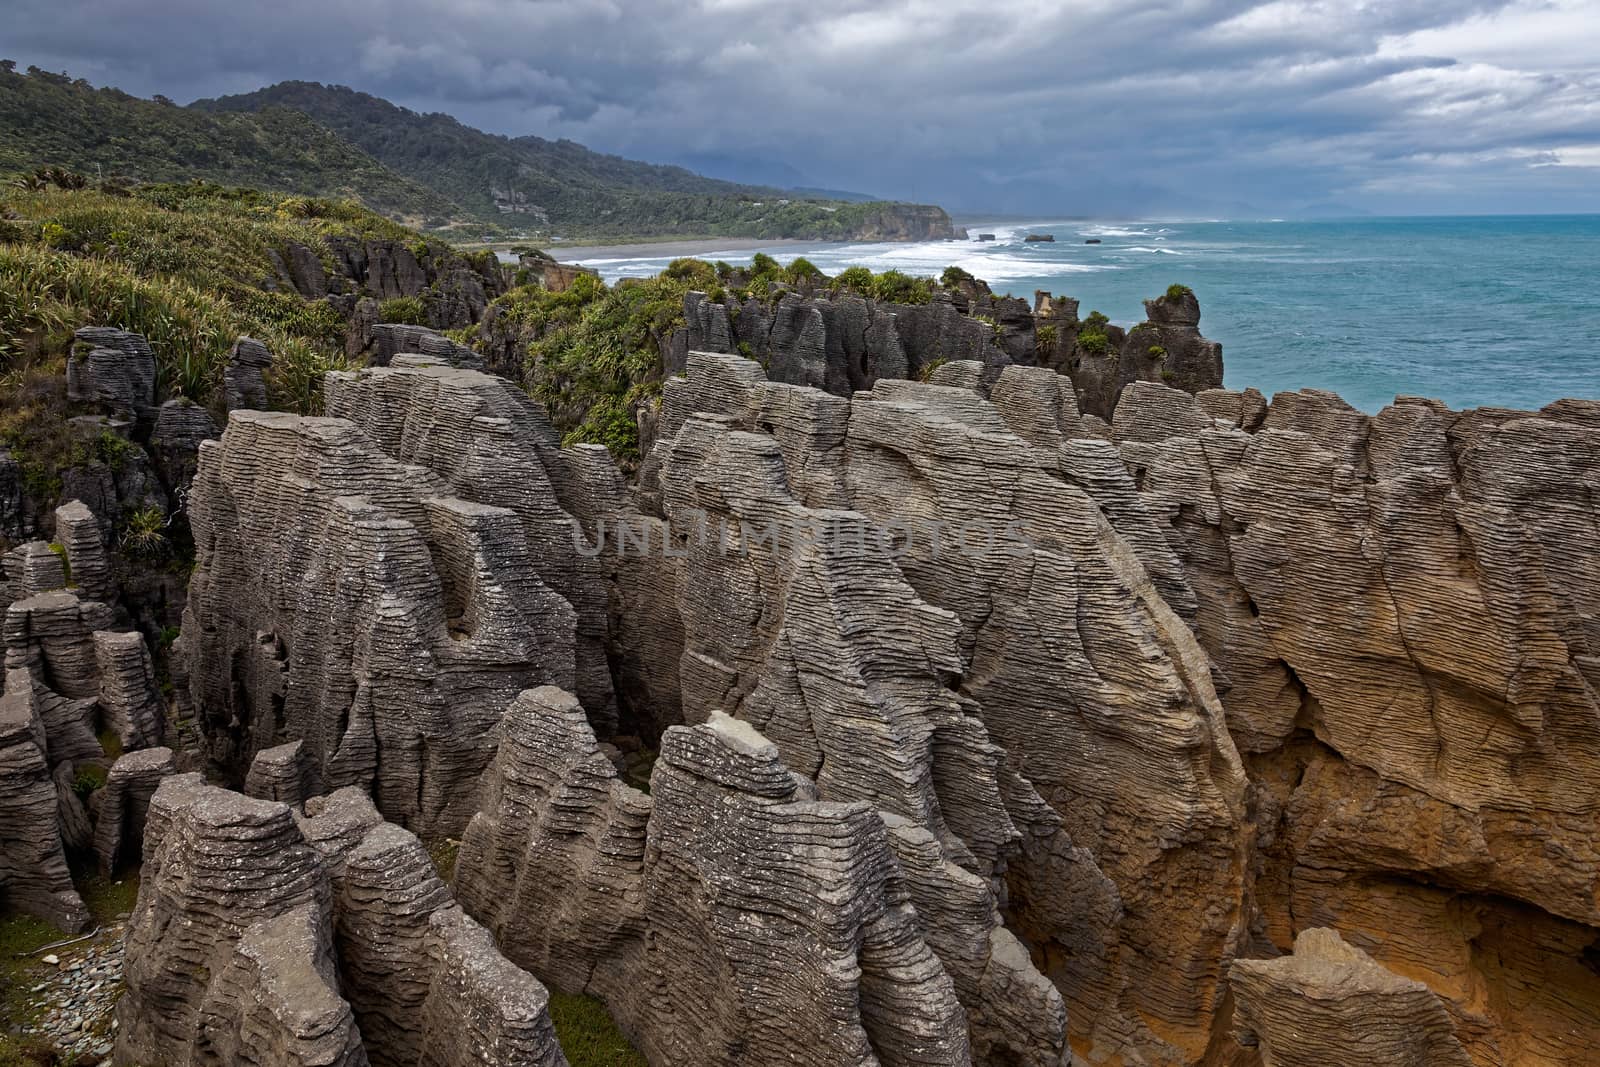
[0,183,399,411]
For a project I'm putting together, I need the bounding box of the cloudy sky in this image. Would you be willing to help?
[8,0,1600,216]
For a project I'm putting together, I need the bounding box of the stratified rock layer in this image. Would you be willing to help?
[156,344,1599,1067]
[456,687,973,1067]
[92,746,178,876]
[245,740,316,808]
[1230,927,1472,1066]
[181,404,577,836]
[1110,382,1600,1065]
[114,774,569,1067]
[0,669,88,929]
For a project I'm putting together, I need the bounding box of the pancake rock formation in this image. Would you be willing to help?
[455,688,979,1067]
[113,773,569,1067]
[104,334,1600,1067]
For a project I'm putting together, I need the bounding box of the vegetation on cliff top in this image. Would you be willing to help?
[467,256,961,462]
[0,178,421,410]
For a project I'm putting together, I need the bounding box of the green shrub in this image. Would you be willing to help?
[1164,283,1193,300]
[783,257,824,283]
[119,504,169,559]
[831,265,873,294]
[92,429,138,471]
[663,258,718,288]
[376,295,427,325]
[940,265,974,288]
[869,269,933,305]
[1083,310,1109,330]
[1077,330,1110,356]
[524,272,679,464]
[748,252,782,281]
[1035,324,1058,355]
[1148,345,1168,359]
[73,763,107,799]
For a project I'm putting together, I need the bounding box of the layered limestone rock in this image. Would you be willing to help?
[334,823,454,1065]
[1230,928,1472,1066]
[150,397,220,491]
[245,740,316,808]
[647,370,1070,1060]
[54,499,114,603]
[93,629,165,750]
[1,664,100,767]
[134,335,1599,1066]
[1110,382,1600,1064]
[679,286,1223,417]
[322,359,615,728]
[0,670,88,930]
[419,906,568,1067]
[193,901,369,1067]
[366,324,482,370]
[181,407,577,836]
[91,746,178,876]
[6,589,115,702]
[2,541,67,599]
[67,327,157,424]
[456,688,974,1067]
[224,336,274,412]
[115,774,569,1067]
[839,375,1246,1064]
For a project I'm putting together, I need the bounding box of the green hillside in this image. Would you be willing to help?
[2,65,955,241]
[194,80,777,218]
[0,64,457,226]
[193,81,957,241]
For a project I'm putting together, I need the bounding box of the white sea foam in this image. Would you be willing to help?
[1079,224,1178,238]
[578,238,1120,284]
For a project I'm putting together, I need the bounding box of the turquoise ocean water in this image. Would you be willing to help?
[573,215,1600,413]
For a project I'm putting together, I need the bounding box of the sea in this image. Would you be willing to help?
[568,216,1600,413]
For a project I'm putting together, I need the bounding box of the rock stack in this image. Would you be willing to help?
[456,689,976,1066]
[179,394,582,835]
[676,285,1225,417]
[223,336,275,412]
[1230,927,1474,1066]
[157,341,1600,1065]
[114,773,569,1067]
[0,669,89,930]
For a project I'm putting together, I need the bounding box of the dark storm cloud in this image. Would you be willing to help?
[8,0,1599,215]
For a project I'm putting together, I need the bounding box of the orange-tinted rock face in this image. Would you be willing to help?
[1112,383,1600,1066]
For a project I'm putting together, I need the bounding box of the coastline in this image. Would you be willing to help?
[548,237,849,262]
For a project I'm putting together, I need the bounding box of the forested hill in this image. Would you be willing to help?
[193,80,783,217]
[0,65,956,241]
[0,64,456,224]
[192,81,956,241]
